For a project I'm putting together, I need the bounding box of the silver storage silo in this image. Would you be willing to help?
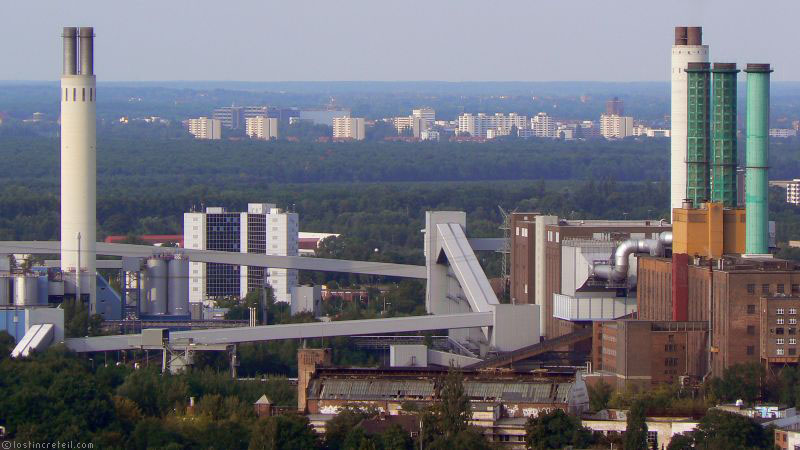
[0,275,10,306]
[14,274,39,306]
[146,258,168,315]
[167,256,190,316]
[139,268,150,315]
[37,275,49,305]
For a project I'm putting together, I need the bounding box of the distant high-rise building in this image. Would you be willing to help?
[246,116,279,140]
[213,106,272,130]
[184,203,298,304]
[333,117,365,140]
[600,114,634,139]
[530,112,556,138]
[412,107,435,124]
[605,97,624,116]
[187,117,222,140]
[787,179,800,205]
[457,113,528,138]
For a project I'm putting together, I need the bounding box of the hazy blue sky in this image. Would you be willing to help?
[1,0,796,82]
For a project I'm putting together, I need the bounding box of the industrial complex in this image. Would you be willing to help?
[0,24,798,447]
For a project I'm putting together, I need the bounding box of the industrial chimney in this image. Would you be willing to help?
[671,26,709,220]
[60,27,97,310]
[744,64,773,256]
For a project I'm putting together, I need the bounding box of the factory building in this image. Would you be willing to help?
[184,203,298,304]
[509,214,670,340]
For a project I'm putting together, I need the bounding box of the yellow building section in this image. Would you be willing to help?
[672,203,746,258]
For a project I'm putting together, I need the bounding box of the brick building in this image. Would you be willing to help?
[591,320,708,389]
[637,255,800,376]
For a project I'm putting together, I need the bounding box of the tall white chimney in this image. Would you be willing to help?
[60,27,97,311]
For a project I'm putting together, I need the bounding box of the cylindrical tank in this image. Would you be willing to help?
[0,275,10,306]
[14,275,39,306]
[146,258,168,315]
[78,27,94,76]
[168,256,190,316]
[138,269,150,314]
[62,27,77,75]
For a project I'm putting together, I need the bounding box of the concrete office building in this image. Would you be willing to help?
[332,117,365,140]
[187,117,222,140]
[600,114,634,139]
[530,112,556,138]
[212,106,282,130]
[671,26,710,216]
[246,116,279,140]
[184,203,298,304]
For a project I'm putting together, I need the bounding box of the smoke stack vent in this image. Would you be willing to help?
[62,27,77,75]
[744,63,773,255]
[78,27,94,76]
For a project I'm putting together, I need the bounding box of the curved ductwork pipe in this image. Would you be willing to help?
[592,232,672,284]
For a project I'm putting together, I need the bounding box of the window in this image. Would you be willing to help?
[665,344,677,352]
[779,284,785,294]
[747,304,756,314]
[777,338,785,345]
[763,284,771,295]
[792,309,798,315]
[778,308,785,315]
[665,357,679,367]
[747,346,755,355]
[790,348,797,356]
[792,319,798,325]
[746,325,755,335]
[778,318,785,325]
[790,339,797,345]
[747,283,756,294]
[791,328,798,335]
[778,349,785,356]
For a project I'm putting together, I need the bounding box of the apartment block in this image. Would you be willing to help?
[246,116,279,140]
[187,117,222,140]
[332,117,365,140]
[599,114,634,139]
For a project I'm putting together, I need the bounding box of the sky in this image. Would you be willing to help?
[1,0,797,82]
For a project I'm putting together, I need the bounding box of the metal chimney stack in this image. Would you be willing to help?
[60,26,97,311]
[744,64,773,256]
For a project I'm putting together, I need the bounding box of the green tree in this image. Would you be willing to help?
[690,410,774,449]
[707,363,764,404]
[624,400,649,450]
[248,414,319,450]
[325,406,378,450]
[379,424,414,450]
[525,409,594,450]
[436,368,471,439]
[588,380,613,412]
[0,330,15,359]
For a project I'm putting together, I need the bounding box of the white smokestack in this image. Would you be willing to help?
[60,26,97,311]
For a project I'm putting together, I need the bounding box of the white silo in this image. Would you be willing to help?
[168,255,190,316]
[146,258,168,315]
[670,26,709,219]
[60,27,97,311]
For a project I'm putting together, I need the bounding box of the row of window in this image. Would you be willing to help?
[776,348,798,356]
[776,308,798,315]
[777,318,798,325]
[776,339,798,345]
[747,283,800,295]
[63,87,95,102]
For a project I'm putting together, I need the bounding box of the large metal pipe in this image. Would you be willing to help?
[592,232,672,283]
[745,64,773,255]
[62,27,77,75]
[78,27,94,75]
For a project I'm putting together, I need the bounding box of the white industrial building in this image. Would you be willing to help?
[457,113,528,138]
[600,114,634,139]
[332,117,365,140]
[671,26,709,216]
[246,116,279,140]
[187,117,222,140]
[184,203,299,303]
